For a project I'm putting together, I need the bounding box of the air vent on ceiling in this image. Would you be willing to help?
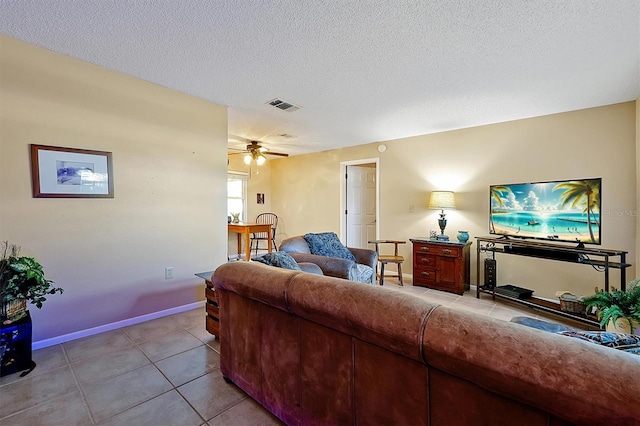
[266,98,301,112]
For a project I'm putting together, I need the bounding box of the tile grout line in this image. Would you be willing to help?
[62,342,98,425]
[0,344,97,424]
[96,321,217,424]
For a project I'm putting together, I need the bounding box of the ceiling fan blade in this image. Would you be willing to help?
[229,138,290,159]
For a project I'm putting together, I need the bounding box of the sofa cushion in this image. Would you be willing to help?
[304,232,356,261]
[510,316,576,333]
[279,236,312,254]
[556,330,640,355]
[253,251,302,271]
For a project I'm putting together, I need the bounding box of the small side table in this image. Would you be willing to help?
[1,311,36,377]
[195,271,219,337]
[410,238,472,295]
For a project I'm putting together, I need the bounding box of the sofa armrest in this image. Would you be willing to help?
[348,247,378,269]
[287,253,356,279]
[297,262,324,275]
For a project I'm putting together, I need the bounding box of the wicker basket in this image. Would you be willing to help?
[1,299,27,323]
[558,293,586,314]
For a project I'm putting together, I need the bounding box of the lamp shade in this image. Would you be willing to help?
[428,191,456,209]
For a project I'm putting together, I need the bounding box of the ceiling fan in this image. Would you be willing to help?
[229,140,289,166]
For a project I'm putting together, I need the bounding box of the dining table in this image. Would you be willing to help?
[228,222,273,261]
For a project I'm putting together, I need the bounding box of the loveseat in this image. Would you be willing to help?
[212,261,640,426]
[280,233,377,284]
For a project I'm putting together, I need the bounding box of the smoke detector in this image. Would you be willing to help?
[266,98,301,112]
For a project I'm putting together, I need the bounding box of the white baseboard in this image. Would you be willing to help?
[32,300,206,350]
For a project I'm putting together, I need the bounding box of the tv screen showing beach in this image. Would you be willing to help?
[489,178,601,245]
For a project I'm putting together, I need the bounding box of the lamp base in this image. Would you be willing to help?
[437,211,449,241]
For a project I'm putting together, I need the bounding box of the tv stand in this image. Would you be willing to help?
[475,236,631,327]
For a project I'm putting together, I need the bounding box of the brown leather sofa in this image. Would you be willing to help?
[212,261,640,426]
[280,235,378,284]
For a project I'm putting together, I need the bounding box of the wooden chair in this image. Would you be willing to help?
[251,213,278,256]
[368,240,406,286]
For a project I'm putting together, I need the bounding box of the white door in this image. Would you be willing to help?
[346,164,377,248]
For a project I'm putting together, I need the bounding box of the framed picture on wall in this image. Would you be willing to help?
[30,144,114,198]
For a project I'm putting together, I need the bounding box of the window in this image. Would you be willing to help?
[227,171,248,221]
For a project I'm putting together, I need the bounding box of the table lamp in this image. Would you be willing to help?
[428,191,456,241]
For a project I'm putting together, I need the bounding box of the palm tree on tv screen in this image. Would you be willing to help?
[490,186,513,233]
[553,180,601,243]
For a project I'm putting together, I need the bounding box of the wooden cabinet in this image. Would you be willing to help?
[410,239,471,294]
[205,284,220,337]
[196,271,219,337]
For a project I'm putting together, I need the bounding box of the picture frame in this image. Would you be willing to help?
[30,144,114,198]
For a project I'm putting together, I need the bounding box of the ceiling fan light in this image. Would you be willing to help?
[256,154,266,166]
[243,154,252,165]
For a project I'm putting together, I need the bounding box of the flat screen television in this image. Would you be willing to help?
[489,178,601,245]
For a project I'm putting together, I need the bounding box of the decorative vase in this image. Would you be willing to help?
[606,317,640,335]
[231,213,240,223]
[457,231,469,243]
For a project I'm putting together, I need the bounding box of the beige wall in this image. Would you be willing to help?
[0,36,229,341]
[272,102,637,298]
[637,95,640,269]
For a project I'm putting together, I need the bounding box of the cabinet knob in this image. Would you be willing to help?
[442,249,452,254]
[421,258,430,264]
[421,271,431,277]
[421,247,429,251]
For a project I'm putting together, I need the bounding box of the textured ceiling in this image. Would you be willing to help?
[1,1,639,156]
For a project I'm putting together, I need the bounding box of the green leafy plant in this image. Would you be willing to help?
[0,241,63,318]
[582,278,640,333]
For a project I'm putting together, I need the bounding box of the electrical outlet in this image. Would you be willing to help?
[409,204,414,212]
[165,267,174,279]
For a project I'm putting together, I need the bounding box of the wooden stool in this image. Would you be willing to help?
[369,240,406,286]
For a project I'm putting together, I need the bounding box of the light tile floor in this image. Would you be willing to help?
[0,278,589,425]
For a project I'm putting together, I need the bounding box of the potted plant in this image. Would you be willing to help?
[582,278,640,334]
[0,241,63,324]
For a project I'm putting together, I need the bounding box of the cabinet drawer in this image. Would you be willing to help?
[414,253,436,270]
[415,243,460,257]
[205,287,218,305]
[206,301,219,317]
[414,269,436,282]
[206,315,219,336]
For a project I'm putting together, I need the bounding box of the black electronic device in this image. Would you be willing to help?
[484,258,496,288]
[503,245,580,262]
[494,285,534,299]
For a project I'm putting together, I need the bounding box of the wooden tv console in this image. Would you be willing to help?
[474,236,631,327]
